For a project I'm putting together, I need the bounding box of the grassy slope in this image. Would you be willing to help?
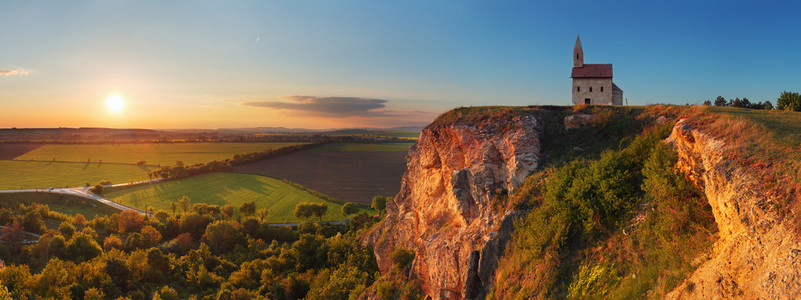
[455,105,717,298]
[487,105,801,298]
[13,142,306,166]
[693,106,801,220]
[106,172,368,222]
[708,106,801,147]
[0,192,120,218]
[0,160,155,189]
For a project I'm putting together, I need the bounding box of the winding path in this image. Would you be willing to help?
[0,180,158,216]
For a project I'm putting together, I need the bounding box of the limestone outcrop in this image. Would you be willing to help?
[361,113,542,299]
[665,119,801,299]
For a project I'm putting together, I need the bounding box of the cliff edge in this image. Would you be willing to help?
[361,112,542,299]
[666,119,801,298]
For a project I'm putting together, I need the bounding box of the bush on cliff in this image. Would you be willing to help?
[491,122,717,299]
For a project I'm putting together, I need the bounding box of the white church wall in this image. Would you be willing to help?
[572,78,613,105]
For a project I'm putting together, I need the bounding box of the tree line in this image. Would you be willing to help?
[148,142,325,181]
[702,91,801,111]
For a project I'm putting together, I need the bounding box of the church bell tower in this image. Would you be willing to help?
[574,35,583,68]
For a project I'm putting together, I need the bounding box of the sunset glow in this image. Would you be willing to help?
[1,1,800,129]
[105,94,125,113]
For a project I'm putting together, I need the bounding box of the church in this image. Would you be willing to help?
[571,35,623,105]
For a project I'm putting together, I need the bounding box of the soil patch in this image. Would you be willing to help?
[234,150,408,205]
[0,144,42,160]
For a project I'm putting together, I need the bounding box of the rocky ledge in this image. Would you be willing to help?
[666,119,801,299]
[361,113,542,299]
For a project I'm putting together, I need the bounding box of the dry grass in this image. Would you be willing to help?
[683,107,801,231]
[572,103,590,113]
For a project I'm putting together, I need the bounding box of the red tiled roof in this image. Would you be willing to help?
[572,64,613,78]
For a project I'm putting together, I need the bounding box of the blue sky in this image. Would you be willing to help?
[1,0,799,128]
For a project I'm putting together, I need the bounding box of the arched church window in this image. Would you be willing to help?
[601,87,604,92]
[577,87,580,92]
[576,53,579,59]
[590,87,593,92]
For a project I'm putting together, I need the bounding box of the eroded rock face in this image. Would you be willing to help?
[361,114,542,299]
[665,119,801,299]
[563,113,597,129]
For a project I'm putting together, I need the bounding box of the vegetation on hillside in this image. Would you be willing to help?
[5,104,800,299]
[0,200,384,300]
[777,91,801,111]
[491,122,717,299]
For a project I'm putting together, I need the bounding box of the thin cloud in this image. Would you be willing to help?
[0,69,29,76]
[243,96,396,117]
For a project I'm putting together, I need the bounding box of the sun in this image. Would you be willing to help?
[105,94,125,112]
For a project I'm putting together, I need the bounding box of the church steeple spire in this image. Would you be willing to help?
[574,35,583,68]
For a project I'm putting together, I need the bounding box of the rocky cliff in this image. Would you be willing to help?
[361,113,542,299]
[666,119,801,298]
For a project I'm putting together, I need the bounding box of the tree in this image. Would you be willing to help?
[84,288,105,300]
[0,208,12,225]
[714,96,727,106]
[310,203,327,221]
[221,204,234,219]
[118,210,145,233]
[371,196,390,214]
[74,214,87,226]
[294,203,327,221]
[179,213,212,239]
[89,184,104,195]
[48,235,67,258]
[294,203,314,220]
[141,225,163,247]
[0,285,12,300]
[202,220,246,254]
[65,232,103,262]
[0,221,25,251]
[20,211,46,234]
[178,196,191,213]
[58,222,75,239]
[193,203,210,215]
[341,203,360,217]
[155,286,179,300]
[239,201,256,217]
[103,235,123,250]
[778,91,801,111]
[256,208,270,222]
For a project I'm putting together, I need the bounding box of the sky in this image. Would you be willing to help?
[1,0,800,129]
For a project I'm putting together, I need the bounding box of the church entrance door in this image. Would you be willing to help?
[584,98,591,104]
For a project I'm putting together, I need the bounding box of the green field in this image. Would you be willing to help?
[13,142,307,166]
[0,192,120,219]
[0,160,155,189]
[106,172,365,222]
[312,142,413,152]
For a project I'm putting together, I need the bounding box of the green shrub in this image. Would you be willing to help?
[496,122,715,298]
[390,248,415,272]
